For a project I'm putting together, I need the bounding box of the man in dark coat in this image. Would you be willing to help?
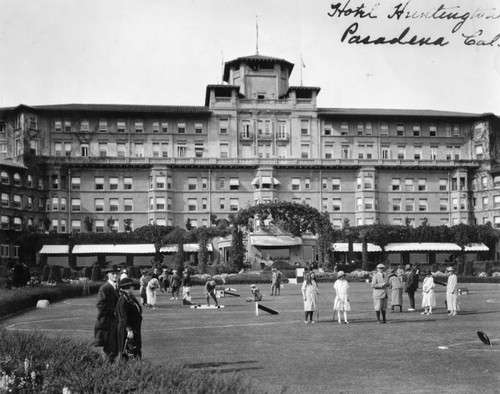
[93,266,120,362]
[404,265,419,311]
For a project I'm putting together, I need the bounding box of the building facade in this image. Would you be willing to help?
[1,53,500,269]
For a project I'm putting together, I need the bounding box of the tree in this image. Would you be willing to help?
[84,217,94,233]
[123,218,133,232]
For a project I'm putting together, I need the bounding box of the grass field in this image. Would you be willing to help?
[1,281,499,394]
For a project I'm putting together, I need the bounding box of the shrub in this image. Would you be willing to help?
[41,266,50,282]
[91,265,102,282]
[83,266,92,278]
[47,266,62,283]
[61,267,71,280]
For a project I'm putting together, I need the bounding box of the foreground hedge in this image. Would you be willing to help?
[0,282,102,319]
[0,329,271,394]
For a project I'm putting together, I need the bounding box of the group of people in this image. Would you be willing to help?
[300,263,460,325]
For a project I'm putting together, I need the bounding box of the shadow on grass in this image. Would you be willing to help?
[184,360,263,374]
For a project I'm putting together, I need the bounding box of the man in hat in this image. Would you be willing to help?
[404,264,419,311]
[93,265,120,362]
[204,280,219,307]
[446,266,458,315]
[372,263,389,324]
[270,268,279,296]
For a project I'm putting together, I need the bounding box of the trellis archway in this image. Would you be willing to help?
[229,201,334,267]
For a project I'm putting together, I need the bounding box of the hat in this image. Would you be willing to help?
[337,271,345,278]
[376,264,385,269]
[405,264,411,270]
[446,266,454,272]
[209,280,216,286]
[119,278,135,289]
[104,265,119,274]
[250,284,256,288]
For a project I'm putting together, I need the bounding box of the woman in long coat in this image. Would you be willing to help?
[388,269,403,313]
[301,273,319,324]
[117,278,143,360]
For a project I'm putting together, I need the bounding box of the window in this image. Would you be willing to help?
[98,143,108,157]
[340,122,348,135]
[324,122,332,136]
[292,178,300,191]
[365,197,374,210]
[1,216,8,230]
[156,175,165,189]
[322,178,327,190]
[95,177,104,190]
[451,178,458,191]
[305,178,311,190]
[453,124,460,137]
[301,119,309,135]
[475,145,484,160]
[365,122,372,135]
[220,143,229,158]
[167,176,172,189]
[51,175,59,189]
[219,198,225,210]
[156,197,166,210]
[494,216,500,229]
[64,142,72,156]
[135,121,143,133]
[202,198,208,210]
[50,196,58,210]
[454,146,461,160]
[230,178,239,190]
[1,193,8,207]
[152,143,160,157]
[482,176,488,189]
[188,177,197,190]
[494,176,500,188]
[149,197,154,210]
[397,146,405,159]
[357,122,364,135]
[413,124,421,136]
[109,177,118,190]
[202,177,208,190]
[95,220,105,233]
[195,123,203,134]
[358,145,365,159]
[392,198,401,211]
[124,198,133,211]
[381,146,390,159]
[324,143,334,159]
[12,194,22,209]
[95,198,104,212]
[124,177,133,190]
[418,179,426,191]
[452,197,458,210]
[55,142,62,156]
[429,124,437,137]
[117,143,126,157]
[356,198,362,211]
[63,120,71,132]
[230,198,239,211]
[332,178,340,191]
[81,144,89,157]
[397,123,404,136]
[356,176,362,190]
[392,179,400,191]
[341,145,350,159]
[110,198,119,212]
[460,198,466,210]
[405,198,414,211]
[184,198,196,211]
[134,143,144,157]
[71,198,81,211]
[161,121,168,133]
[219,177,225,189]
[99,120,107,133]
[195,142,204,158]
[152,121,160,133]
[117,120,126,133]
[219,118,228,134]
[414,146,421,160]
[12,217,21,231]
[322,198,328,211]
[167,197,172,210]
[482,196,489,209]
[493,195,500,209]
[177,143,186,157]
[440,198,448,211]
[242,121,252,139]
[177,122,186,134]
[439,179,447,191]
[380,122,389,136]
[405,179,414,192]
[446,146,452,160]
[332,198,341,211]
[71,220,81,233]
[55,120,62,132]
[81,120,89,132]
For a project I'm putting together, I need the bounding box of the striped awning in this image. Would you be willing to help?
[332,242,382,253]
[385,243,462,252]
[39,245,70,255]
[72,244,155,254]
[159,243,213,253]
[464,243,489,252]
[250,235,302,247]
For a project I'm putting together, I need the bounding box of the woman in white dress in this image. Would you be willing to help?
[146,277,160,309]
[421,270,436,315]
[301,273,319,324]
[446,266,459,315]
[333,271,351,324]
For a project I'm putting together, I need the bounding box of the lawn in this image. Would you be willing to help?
[1,281,499,394]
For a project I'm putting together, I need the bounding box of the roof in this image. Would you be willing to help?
[0,103,211,116]
[39,245,70,255]
[317,107,490,119]
[250,235,302,247]
[332,242,382,253]
[72,244,155,254]
[0,159,28,170]
[385,243,462,252]
[464,243,489,252]
[159,243,213,253]
[223,54,294,81]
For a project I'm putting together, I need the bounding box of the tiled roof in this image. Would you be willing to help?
[318,107,492,118]
[1,103,211,115]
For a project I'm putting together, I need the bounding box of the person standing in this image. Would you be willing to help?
[372,263,389,324]
[146,276,160,309]
[170,270,181,300]
[139,271,149,307]
[421,270,436,315]
[301,273,319,324]
[117,278,143,360]
[181,270,192,301]
[446,267,458,315]
[388,268,403,313]
[205,280,219,306]
[275,269,283,295]
[333,271,351,324]
[270,268,279,296]
[159,268,169,293]
[405,265,419,311]
[93,266,120,362]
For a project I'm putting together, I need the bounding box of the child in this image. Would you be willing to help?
[333,271,351,324]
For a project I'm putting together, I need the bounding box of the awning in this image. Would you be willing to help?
[332,242,382,253]
[229,178,240,186]
[216,237,232,248]
[252,176,280,185]
[159,243,213,253]
[251,235,302,247]
[72,244,155,254]
[385,243,462,252]
[262,176,272,184]
[39,245,70,255]
[251,177,259,185]
[464,243,489,252]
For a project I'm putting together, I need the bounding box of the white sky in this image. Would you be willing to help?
[0,0,499,114]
